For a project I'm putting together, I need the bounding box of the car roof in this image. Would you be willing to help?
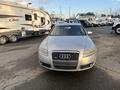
[56,23,81,26]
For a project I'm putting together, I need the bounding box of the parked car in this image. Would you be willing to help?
[112,21,120,35]
[38,23,96,71]
[79,20,92,27]
[66,19,79,23]
[95,20,105,26]
[106,20,114,26]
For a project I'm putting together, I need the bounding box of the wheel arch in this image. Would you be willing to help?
[0,35,9,39]
[115,24,120,29]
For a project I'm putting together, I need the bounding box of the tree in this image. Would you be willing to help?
[80,13,86,16]
[101,14,106,17]
[79,12,95,16]
[86,12,95,16]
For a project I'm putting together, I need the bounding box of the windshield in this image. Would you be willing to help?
[50,25,87,36]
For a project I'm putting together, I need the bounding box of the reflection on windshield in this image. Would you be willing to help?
[50,25,86,36]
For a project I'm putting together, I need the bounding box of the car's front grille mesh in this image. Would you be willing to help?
[52,52,79,69]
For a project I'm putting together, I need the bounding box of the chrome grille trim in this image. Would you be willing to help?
[52,52,79,61]
[52,51,79,69]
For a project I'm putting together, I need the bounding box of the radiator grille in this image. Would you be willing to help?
[52,52,79,69]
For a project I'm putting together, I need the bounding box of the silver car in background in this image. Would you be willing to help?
[38,23,96,71]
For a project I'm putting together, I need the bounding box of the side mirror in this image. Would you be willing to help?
[88,31,93,35]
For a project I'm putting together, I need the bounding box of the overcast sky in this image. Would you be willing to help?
[1,0,120,16]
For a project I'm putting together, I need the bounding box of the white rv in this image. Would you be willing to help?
[0,1,51,44]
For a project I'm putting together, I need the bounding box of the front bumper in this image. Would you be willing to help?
[40,61,95,72]
[38,52,96,72]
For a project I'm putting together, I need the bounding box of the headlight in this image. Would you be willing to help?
[83,49,96,57]
[39,47,48,56]
[81,49,96,65]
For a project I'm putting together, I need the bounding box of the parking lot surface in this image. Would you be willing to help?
[0,26,120,90]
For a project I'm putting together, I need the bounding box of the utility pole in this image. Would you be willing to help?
[69,7,71,19]
[60,6,62,20]
[110,8,112,16]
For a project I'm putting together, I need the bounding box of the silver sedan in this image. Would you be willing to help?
[38,23,96,71]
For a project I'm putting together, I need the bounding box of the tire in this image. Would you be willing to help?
[9,35,18,43]
[0,36,8,45]
[91,24,94,27]
[34,32,39,36]
[115,26,120,35]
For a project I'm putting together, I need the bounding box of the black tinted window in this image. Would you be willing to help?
[50,25,86,36]
[25,14,32,21]
[41,17,45,25]
[34,13,37,20]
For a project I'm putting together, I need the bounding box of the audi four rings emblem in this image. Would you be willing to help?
[59,54,71,59]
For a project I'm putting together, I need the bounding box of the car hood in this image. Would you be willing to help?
[46,36,95,51]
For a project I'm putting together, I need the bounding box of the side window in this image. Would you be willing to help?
[41,17,45,25]
[25,14,32,21]
[47,20,50,25]
[34,13,37,20]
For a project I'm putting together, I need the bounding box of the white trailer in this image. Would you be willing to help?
[0,1,51,44]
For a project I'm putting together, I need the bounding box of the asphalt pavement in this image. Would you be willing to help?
[0,26,120,90]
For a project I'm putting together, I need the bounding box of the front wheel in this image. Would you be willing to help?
[115,26,120,35]
[9,35,18,43]
[0,36,8,45]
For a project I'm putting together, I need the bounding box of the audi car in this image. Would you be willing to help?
[38,23,96,71]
